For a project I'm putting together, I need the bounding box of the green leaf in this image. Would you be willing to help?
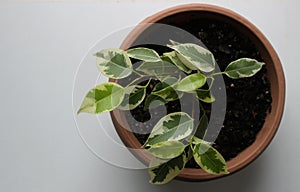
[147,140,185,159]
[95,48,132,79]
[78,82,125,114]
[193,140,229,174]
[224,58,264,79]
[145,112,194,146]
[195,114,209,139]
[136,61,179,76]
[127,47,161,62]
[163,51,192,73]
[196,89,215,103]
[175,73,206,92]
[118,84,147,110]
[167,43,216,72]
[148,152,186,184]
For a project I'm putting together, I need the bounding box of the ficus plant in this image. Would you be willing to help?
[77,40,264,184]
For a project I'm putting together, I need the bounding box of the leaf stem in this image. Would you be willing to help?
[210,71,225,77]
[125,74,154,88]
[199,102,205,114]
[208,77,215,90]
[132,69,143,77]
[126,75,145,87]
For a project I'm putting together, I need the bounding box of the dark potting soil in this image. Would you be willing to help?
[119,19,272,166]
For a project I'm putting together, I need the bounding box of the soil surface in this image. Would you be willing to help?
[119,19,272,167]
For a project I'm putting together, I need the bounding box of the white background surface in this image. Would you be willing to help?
[0,0,298,191]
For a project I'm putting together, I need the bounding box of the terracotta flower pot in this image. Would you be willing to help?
[110,4,285,181]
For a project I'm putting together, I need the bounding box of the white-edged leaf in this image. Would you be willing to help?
[136,61,180,76]
[163,51,192,73]
[160,55,172,63]
[127,47,161,62]
[95,48,132,79]
[168,43,216,72]
[153,77,178,91]
[152,77,181,101]
[176,52,198,70]
[192,136,212,145]
[145,112,194,146]
[147,140,185,159]
[224,58,264,79]
[152,87,180,101]
[169,39,181,46]
[144,77,179,109]
[175,73,206,92]
[196,89,215,103]
[148,152,186,184]
[118,84,147,110]
[144,94,166,109]
[78,82,125,114]
[193,140,229,174]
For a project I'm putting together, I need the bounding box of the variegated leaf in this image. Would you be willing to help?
[153,77,178,91]
[148,152,186,184]
[152,77,181,102]
[127,47,161,62]
[224,58,264,79]
[169,39,181,46]
[147,140,185,159]
[193,140,229,174]
[175,73,206,92]
[163,51,192,73]
[95,49,132,79]
[144,77,179,109]
[168,43,216,72]
[78,82,125,114]
[176,52,198,70]
[145,112,194,146]
[160,55,173,63]
[144,94,166,109]
[118,84,147,110]
[136,60,179,76]
[196,89,215,103]
[192,136,212,145]
[152,86,179,101]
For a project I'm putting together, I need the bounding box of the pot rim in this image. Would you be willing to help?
[112,3,285,181]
